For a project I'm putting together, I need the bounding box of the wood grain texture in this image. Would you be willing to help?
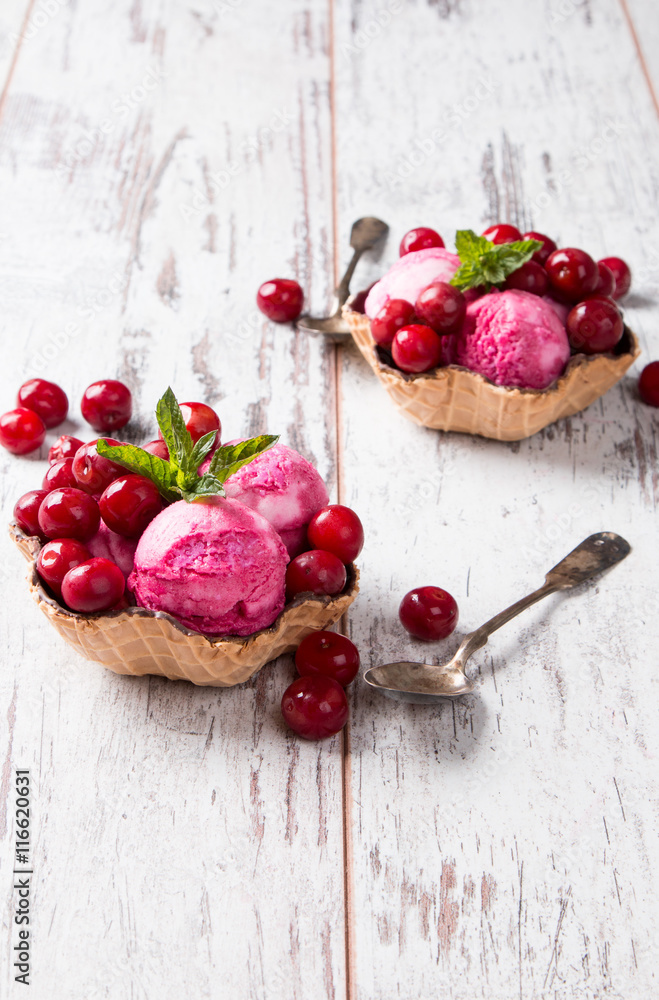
[0,1,346,997]
[334,0,659,996]
[0,0,658,998]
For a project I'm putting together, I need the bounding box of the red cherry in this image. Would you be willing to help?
[286,550,347,600]
[371,299,415,348]
[399,586,459,641]
[414,282,466,334]
[71,439,125,495]
[482,223,522,244]
[307,505,364,563]
[99,475,163,538]
[399,227,445,256]
[49,435,84,464]
[0,407,46,455]
[61,557,125,613]
[295,631,360,687]
[13,490,49,538]
[522,231,557,265]
[142,439,170,460]
[639,361,659,407]
[545,248,599,303]
[256,278,304,322]
[566,297,624,354]
[599,256,632,300]
[180,402,221,445]
[392,324,443,374]
[503,260,549,296]
[81,380,132,432]
[17,378,68,428]
[38,488,100,541]
[37,539,91,597]
[43,458,78,492]
[281,675,349,740]
[591,262,616,299]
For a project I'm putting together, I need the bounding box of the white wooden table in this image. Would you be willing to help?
[1,1,658,997]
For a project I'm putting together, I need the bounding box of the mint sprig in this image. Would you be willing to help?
[96,387,278,503]
[450,229,543,292]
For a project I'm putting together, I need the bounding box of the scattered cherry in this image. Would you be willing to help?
[38,488,100,541]
[0,407,46,455]
[371,299,415,348]
[566,297,623,354]
[281,675,349,740]
[256,278,304,322]
[399,586,459,641]
[43,458,78,492]
[72,439,126,495]
[142,439,170,460]
[17,378,68,428]
[591,262,616,299]
[399,227,445,256]
[49,435,84,464]
[81,380,132,432]
[545,248,599,303]
[99,475,163,538]
[414,282,466,334]
[639,361,659,407]
[599,256,632,300]
[179,402,221,445]
[286,550,347,599]
[522,231,557,265]
[307,505,364,563]
[295,631,360,687]
[37,539,91,597]
[14,490,49,538]
[61,557,125,613]
[503,260,549,296]
[482,223,522,244]
[392,324,443,374]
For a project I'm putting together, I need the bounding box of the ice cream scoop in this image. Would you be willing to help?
[222,443,329,557]
[450,289,570,390]
[365,247,461,319]
[128,497,288,637]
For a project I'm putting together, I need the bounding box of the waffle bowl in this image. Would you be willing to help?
[344,305,640,441]
[10,525,359,687]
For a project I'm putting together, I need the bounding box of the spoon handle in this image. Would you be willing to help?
[335,247,364,308]
[454,532,630,665]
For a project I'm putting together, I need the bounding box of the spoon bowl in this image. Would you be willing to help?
[364,532,630,704]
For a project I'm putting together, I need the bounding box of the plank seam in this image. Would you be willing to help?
[0,0,38,125]
[617,0,659,119]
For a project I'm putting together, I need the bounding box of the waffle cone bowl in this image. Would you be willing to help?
[10,526,359,687]
[344,306,640,442]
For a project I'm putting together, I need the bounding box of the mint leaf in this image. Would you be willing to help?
[209,434,279,484]
[156,387,194,471]
[96,441,179,502]
[450,230,543,292]
[189,429,218,473]
[180,474,226,503]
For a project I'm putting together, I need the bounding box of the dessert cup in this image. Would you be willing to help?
[11,526,359,687]
[344,304,640,442]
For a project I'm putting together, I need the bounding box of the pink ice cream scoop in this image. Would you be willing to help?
[449,289,570,390]
[128,497,288,637]
[221,443,329,558]
[365,248,461,319]
[87,522,138,580]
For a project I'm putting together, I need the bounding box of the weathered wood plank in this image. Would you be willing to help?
[0,1,346,997]
[335,0,659,996]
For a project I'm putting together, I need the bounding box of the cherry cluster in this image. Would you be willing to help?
[368,223,635,376]
[12,392,222,615]
[281,629,360,740]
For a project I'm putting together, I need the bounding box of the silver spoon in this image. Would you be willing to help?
[364,532,631,704]
[297,216,388,342]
